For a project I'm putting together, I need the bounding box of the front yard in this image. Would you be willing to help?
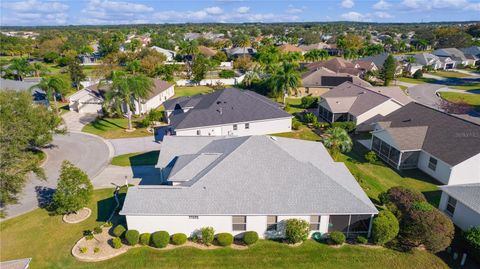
[0,187,449,269]
[82,117,152,139]
[111,151,159,166]
[438,92,480,107]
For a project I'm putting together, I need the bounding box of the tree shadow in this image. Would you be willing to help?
[35,186,54,209]
[96,191,127,225]
[128,151,159,166]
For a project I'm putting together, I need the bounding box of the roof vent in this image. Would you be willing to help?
[217,107,223,115]
[216,101,221,105]
[402,118,412,122]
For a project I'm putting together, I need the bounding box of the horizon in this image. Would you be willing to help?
[1,0,480,27]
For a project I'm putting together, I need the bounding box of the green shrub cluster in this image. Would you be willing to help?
[112,237,122,249]
[372,210,399,245]
[201,227,215,246]
[79,247,88,253]
[464,226,480,264]
[356,235,368,244]
[413,69,423,79]
[113,225,126,238]
[303,113,318,124]
[171,233,188,245]
[125,230,140,246]
[151,231,170,248]
[139,233,151,245]
[292,117,301,130]
[285,219,310,244]
[93,226,103,234]
[301,96,318,109]
[243,231,259,245]
[364,151,378,164]
[216,233,234,246]
[219,70,235,78]
[331,121,356,132]
[329,231,346,245]
[94,247,100,254]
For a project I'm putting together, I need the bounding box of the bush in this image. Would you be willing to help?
[285,219,310,244]
[112,237,122,249]
[301,96,318,108]
[372,210,399,245]
[216,233,234,246]
[151,231,170,248]
[85,234,94,240]
[364,151,378,164]
[201,227,215,246]
[171,233,187,245]
[93,226,103,234]
[104,221,113,227]
[94,247,100,254]
[331,121,356,132]
[464,226,480,263]
[356,235,368,244]
[79,247,88,253]
[243,231,259,245]
[329,231,346,245]
[125,230,140,246]
[112,225,126,238]
[303,113,318,124]
[219,69,235,78]
[139,233,151,245]
[292,117,301,130]
[413,69,423,79]
[382,186,426,216]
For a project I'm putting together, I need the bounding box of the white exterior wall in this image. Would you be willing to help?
[439,192,480,231]
[417,151,452,184]
[176,75,245,86]
[175,117,292,137]
[125,214,330,238]
[355,100,403,125]
[135,86,175,115]
[449,154,480,185]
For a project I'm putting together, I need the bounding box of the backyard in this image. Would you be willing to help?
[173,86,214,98]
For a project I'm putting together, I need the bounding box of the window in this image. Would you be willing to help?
[446,196,457,216]
[189,216,199,219]
[267,216,278,231]
[310,216,321,231]
[233,124,238,131]
[245,123,250,129]
[232,216,246,231]
[196,130,201,135]
[428,157,437,171]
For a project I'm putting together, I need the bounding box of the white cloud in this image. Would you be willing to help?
[79,0,155,24]
[375,11,394,18]
[341,0,355,8]
[204,6,224,15]
[340,11,371,21]
[2,0,69,25]
[373,0,391,10]
[401,0,469,10]
[237,6,250,13]
[286,5,305,14]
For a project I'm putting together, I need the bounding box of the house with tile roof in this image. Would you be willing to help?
[163,88,292,136]
[438,184,480,231]
[317,82,411,125]
[368,102,480,185]
[120,135,378,238]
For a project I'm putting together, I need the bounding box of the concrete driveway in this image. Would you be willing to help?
[109,136,161,156]
[3,132,111,220]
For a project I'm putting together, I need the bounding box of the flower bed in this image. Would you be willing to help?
[63,208,91,224]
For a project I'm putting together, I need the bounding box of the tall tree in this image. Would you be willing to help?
[322,127,353,160]
[0,91,63,217]
[68,60,86,91]
[8,58,32,81]
[32,76,69,115]
[382,54,396,86]
[31,62,48,77]
[271,62,301,103]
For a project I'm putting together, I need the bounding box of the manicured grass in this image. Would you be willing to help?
[450,84,480,91]
[438,92,480,107]
[82,117,152,139]
[396,77,433,84]
[0,187,448,269]
[432,71,470,78]
[273,124,321,142]
[174,86,214,98]
[285,97,305,114]
[398,85,408,93]
[111,151,160,166]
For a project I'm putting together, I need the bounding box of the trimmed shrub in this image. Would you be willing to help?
[331,121,356,132]
[79,247,88,253]
[413,69,423,79]
[356,235,368,244]
[365,151,378,164]
[85,234,94,240]
[382,186,426,216]
[243,231,259,245]
[329,231,346,245]
[125,230,140,246]
[104,221,113,227]
[171,233,188,245]
[464,226,480,263]
[216,233,234,246]
[301,96,318,109]
[94,247,100,254]
[201,227,215,246]
[93,226,103,234]
[139,233,151,245]
[292,117,301,130]
[112,237,122,249]
[113,224,126,238]
[372,210,399,245]
[151,231,170,248]
[285,219,310,244]
[303,113,318,124]
[219,70,235,78]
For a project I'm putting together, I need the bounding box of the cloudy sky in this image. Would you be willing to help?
[1,0,479,26]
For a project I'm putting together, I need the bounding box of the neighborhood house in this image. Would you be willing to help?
[438,184,480,231]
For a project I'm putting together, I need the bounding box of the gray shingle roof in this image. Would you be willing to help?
[121,135,377,216]
[302,67,371,88]
[440,184,480,213]
[167,88,292,130]
[376,102,480,166]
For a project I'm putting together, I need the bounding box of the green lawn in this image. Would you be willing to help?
[450,84,480,91]
[174,86,214,98]
[273,124,321,142]
[285,97,305,114]
[396,77,433,84]
[431,71,470,78]
[0,187,448,269]
[82,117,152,139]
[438,92,480,107]
[111,151,159,166]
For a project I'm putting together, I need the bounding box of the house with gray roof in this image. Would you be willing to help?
[433,48,478,67]
[120,135,378,238]
[368,102,480,185]
[438,184,480,231]
[317,81,411,126]
[224,47,257,58]
[412,52,455,70]
[163,88,292,136]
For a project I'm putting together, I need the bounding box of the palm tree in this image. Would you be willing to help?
[31,76,69,115]
[319,49,329,60]
[31,62,47,77]
[243,66,263,87]
[321,127,353,160]
[236,35,251,56]
[9,58,32,81]
[271,62,301,104]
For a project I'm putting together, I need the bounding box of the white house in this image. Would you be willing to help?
[432,48,476,67]
[369,102,480,185]
[133,80,175,115]
[150,46,176,61]
[438,184,480,231]
[120,135,378,238]
[163,88,292,136]
[318,82,412,126]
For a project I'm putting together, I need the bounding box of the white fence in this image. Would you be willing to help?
[176,74,245,86]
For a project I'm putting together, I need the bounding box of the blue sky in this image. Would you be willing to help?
[1,0,479,26]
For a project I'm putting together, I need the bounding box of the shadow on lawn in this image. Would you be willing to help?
[97,190,127,225]
[128,151,159,166]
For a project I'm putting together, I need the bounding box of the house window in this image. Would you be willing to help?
[189,216,199,219]
[245,123,250,129]
[196,130,201,135]
[428,157,437,171]
[232,216,246,231]
[267,216,278,231]
[233,124,238,131]
[310,216,321,231]
[446,196,457,216]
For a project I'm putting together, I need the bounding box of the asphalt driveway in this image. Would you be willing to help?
[407,83,446,108]
[3,132,110,220]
